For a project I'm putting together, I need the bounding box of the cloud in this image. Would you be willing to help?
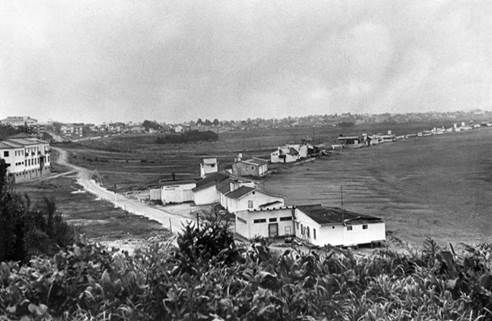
[0,0,491,123]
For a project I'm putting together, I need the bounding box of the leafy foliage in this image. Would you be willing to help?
[0,160,75,262]
[1,212,491,321]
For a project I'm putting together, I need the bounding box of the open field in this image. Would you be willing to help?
[264,128,492,246]
[14,176,168,244]
[59,121,455,191]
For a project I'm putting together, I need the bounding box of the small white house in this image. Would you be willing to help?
[270,144,309,164]
[192,172,229,205]
[235,207,295,239]
[161,180,196,204]
[222,186,284,213]
[200,158,218,178]
[294,205,385,247]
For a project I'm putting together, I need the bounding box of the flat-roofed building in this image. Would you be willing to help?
[0,138,51,183]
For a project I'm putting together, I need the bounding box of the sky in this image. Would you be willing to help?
[1,0,492,123]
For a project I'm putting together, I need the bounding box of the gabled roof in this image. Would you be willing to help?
[296,204,382,225]
[192,172,228,192]
[217,179,232,194]
[259,200,283,208]
[225,186,255,199]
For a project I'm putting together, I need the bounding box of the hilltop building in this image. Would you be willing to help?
[0,138,51,183]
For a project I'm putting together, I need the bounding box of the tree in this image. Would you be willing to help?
[142,120,162,131]
[213,118,219,126]
[204,119,212,126]
[196,118,203,125]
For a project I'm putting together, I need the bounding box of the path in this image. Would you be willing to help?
[53,147,194,234]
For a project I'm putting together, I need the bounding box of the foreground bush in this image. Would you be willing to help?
[0,216,491,321]
[0,160,75,262]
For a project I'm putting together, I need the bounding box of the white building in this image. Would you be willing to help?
[294,205,385,247]
[200,158,218,178]
[232,155,269,178]
[270,144,309,164]
[220,186,284,213]
[0,138,51,183]
[161,180,196,204]
[235,207,295,239]
[192,172,229,205]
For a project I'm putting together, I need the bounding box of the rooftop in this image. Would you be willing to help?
[0,138,48,149]
[241,158,269,166]
[201,158,217,164]
[192,172,228,191]
[296,204,382,225]
[225,186,255,199]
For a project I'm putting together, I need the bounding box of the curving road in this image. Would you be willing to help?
[53,147,193,235]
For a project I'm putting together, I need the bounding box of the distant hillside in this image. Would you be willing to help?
[156,130,218,144]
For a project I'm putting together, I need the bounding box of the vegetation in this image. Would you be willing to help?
[142,120,162,132]
[0,124,28,140]
[155,130,218,144]
[0,160,75,263]
[0,206,491,320]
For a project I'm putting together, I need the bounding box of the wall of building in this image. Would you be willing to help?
[235,208,295,239]
[294,209,325,246]
[342,222,385,246]
[226,191,284,213]
[194,185,218,205]
[161,183,195,204]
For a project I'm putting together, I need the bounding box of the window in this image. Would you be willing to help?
[3,151,9,157]
[313,229,316,239]
[280,216,292,221]
[248,200,253,208]
[306,227,310,238]
[269,218,277,222]
[253,219,266,224]
[347,226,353,231]
[362,224,368,230]
[296,222,299,229]
[301,224,304,235]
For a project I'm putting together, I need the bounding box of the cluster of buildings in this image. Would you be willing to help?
[149,156,385,247]
[0,137,51,183]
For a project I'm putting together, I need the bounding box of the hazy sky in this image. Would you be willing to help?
[1,0,491,123]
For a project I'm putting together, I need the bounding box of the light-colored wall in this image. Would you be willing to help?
[161,183,196,204]
[194,185,218,205]
[235,208,294,239]
[295,208,385,246]
[342,222,385,246]
[226,191,284,213]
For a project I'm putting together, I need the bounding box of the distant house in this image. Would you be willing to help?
[0,138,51,183]
[192,172,229,205]
[295,204,385,247]
[232,154,268,177]
[235,207,295,239]
[161,180,196,204]
[270,144,309,163]
[220,186,284,213]
[0,116,38,128]
[336,136,365,148]
[200,158,218,178]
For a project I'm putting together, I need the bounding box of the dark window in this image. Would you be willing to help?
[313,229,316,240]
[280,216,292,221]
[306,227,310,238]
[269,218,277,222]
[362,224,368,230]
[347,226,353,231]
[253,219,266,224]
[301,224,304,235]
[3,151,9,157]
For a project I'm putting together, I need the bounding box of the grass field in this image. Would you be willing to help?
[264,128,492,246]
[59,121,452,191]
[14,176,168,243]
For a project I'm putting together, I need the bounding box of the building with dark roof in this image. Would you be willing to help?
[294,204,385,247]
[193,172,229,205]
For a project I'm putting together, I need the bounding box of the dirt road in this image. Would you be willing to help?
[53,147,193,234]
